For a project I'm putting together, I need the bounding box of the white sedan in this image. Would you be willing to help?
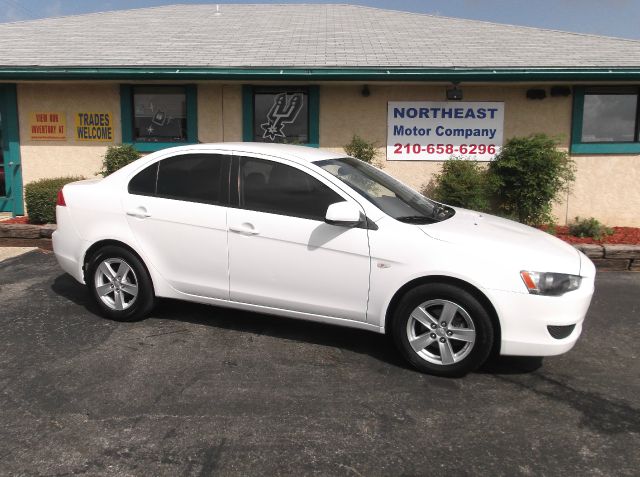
[53,143,595,377]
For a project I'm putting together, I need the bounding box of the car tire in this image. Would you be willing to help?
[86,245,155,322]
[391,283,494,377]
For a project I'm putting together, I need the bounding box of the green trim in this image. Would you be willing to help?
[308,86,319,147]
[571,86,640,154]
[242,85,320,147]
[185,84,198,142]
[571,142,640,154]
[0,84,23,216]
[120,84,133,143]
[120,84,198,152]
[570,87,584,153]
[4,66,640,81]
[242,85,253,142]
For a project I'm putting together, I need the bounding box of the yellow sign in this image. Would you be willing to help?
[75,112,114,142]
[30,112,66,140]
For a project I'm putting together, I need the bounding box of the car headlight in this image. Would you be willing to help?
[520,271,581,296]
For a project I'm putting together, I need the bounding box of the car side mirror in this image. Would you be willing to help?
[325,202,362,227]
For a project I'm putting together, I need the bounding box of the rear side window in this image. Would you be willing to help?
[128,154,230,205]
[128,162,158,196]
[239,156,343,221]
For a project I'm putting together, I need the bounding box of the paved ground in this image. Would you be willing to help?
[0,251,638,476]
[0,247,36,263]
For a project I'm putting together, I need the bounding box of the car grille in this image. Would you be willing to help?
[547,324,576,339]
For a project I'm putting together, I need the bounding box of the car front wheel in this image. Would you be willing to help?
[391,283,494,377]
[86,245,155,321]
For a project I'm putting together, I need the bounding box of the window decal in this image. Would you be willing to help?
[260,92,304,141]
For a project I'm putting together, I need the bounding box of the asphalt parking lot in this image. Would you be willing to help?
[1,250,638,476]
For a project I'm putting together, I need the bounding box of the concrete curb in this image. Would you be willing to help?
[573,244,640,271]
[1,223,639,271]
[0,223,55,251]
[0,223,56,238]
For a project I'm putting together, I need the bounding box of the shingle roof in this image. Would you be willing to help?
[1,3,639,69]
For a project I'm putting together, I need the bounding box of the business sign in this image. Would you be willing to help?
[29,112,66,141]
[387,101,505,161]
[75,112,113,141]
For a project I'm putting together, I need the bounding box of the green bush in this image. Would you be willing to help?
[100,144,141,176]
[25,176,84,224]
[426,158,493,212]
[569,217,613,240]
[344,135,378,164]
[489,134,575,225]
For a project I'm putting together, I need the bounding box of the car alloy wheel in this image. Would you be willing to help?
[391,283,494,376]
[406,299,476,366]
[93,257,139,311]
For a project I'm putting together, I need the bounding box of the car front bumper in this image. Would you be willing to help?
[488,272,595,357]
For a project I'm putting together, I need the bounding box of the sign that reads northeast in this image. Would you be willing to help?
[387,102,505,161]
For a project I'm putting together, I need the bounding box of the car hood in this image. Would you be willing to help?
[418,208,582,275]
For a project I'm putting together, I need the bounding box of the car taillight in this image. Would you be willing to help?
[56,189,66,206]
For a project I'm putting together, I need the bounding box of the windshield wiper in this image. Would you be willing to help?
[394,215,438,224]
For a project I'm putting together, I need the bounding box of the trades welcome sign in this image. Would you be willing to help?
[387,101,505,161]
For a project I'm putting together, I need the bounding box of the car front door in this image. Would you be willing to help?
[227,154,371,322]
[123,151,231,299]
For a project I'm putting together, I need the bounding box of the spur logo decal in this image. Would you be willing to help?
[261,93,304,140]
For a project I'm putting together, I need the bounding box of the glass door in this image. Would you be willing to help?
[0,84,23,215]
[0,111,6,198]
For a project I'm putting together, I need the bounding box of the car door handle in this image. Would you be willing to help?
[126,207,151,219]
[229,223,260,235]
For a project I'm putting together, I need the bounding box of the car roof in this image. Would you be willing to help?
[157,142,347,163]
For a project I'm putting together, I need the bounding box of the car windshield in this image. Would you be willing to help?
[316,157,455,224]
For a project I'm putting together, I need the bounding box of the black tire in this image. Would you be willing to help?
[390,283,494,377]
[86,245,155,322]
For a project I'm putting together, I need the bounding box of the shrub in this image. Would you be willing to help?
[25,176,84,224]
[489,134,575,225]
[426,158,493,212]
[569,217,614,240]
[101,144,141,176]
[344,135,378,164]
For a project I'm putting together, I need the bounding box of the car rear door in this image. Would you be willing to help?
[122,151,231,299]
[227,154,371,322]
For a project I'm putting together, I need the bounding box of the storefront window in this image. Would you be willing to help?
[133,86,187,142]
[120,84,197,152]
[253,89,309,144]
[572,87,640,153]
[243,86,319,147]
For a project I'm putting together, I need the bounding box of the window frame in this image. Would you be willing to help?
[233,155,348,222]
[571,86,640,154]
[242,85,319,147]
[121,84,198,152]
[127,152,232,207]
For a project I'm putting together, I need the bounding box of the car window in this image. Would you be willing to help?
[317,157,454,224]
[128,154,230,205]
[128,162,158,197]
[239,156,343,221]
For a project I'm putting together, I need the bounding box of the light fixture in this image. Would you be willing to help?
[550,86,571,97]
[446,83,463,101]
[361,85,371,97]
[526,88,547,100]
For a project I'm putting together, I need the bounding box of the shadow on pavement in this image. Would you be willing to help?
[494,372,640,435]
[51,272,542,377]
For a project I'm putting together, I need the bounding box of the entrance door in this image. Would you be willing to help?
[0,84,23,215]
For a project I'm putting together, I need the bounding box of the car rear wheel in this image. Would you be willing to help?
[86,245,155,321]
[391,283,494,377]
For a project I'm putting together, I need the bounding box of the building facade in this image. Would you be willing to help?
[1,4,640,225]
